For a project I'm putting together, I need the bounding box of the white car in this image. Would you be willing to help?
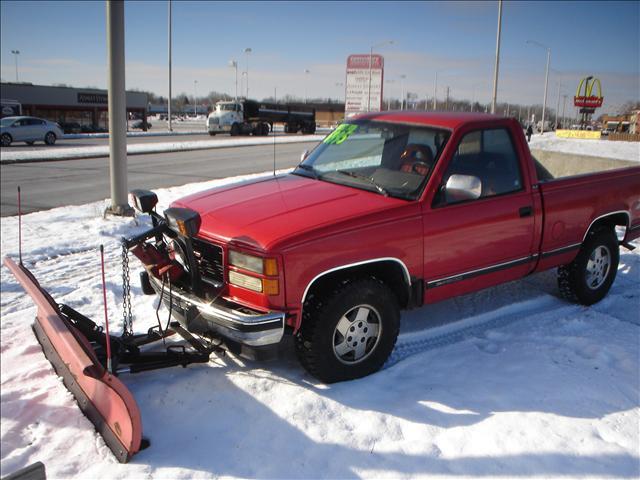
[1,116,64,147]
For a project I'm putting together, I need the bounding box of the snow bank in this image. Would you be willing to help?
[1,171,639,479]
[62,130,207,139]
[529,134,640,162]
[0,135,325,163]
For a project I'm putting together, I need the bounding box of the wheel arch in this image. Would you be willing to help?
[300,258,412,310]
[583,210,630,242]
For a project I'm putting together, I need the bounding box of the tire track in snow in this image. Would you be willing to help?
[385,295,580,368]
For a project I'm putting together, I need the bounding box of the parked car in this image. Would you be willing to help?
[1,116,64,146]
[59,122,82,134]
[126,112,640,383]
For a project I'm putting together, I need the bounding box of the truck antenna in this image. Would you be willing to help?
[17,186,22,265]
[273,87,277,176]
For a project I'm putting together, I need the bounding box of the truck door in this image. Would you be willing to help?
[422,127,537,303]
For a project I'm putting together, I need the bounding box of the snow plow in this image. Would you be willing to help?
[4,253,217,463]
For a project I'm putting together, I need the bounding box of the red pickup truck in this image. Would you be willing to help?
[129,112,640,383]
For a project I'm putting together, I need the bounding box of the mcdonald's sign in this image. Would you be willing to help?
[574,76,603,112]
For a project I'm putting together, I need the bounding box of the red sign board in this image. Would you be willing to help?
[574,96,603,108]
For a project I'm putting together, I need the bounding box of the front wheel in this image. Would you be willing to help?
[558,228,619,305]
[295,277,400,383]
[230,123,240,136]
[1,133,12,147]
[208,131,216,136]
[44,132,57,145]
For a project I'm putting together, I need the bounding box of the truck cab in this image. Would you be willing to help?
[207,101,243,135]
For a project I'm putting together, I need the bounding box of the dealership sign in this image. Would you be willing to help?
[345,54,384,118]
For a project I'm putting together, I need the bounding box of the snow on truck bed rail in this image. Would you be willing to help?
[1,170,639,479]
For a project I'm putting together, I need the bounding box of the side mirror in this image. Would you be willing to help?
[445,174,482,203]
[300,150,309,162]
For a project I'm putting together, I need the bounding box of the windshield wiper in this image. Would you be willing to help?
[336,170,389,196]
[294,164,320,180]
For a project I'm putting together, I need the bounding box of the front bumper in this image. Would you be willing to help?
[207,123,230,133]
[148,274,285,347]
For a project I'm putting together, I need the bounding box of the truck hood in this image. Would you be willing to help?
[172,174,408,251]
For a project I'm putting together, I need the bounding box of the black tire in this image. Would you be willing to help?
[1,133,12,147]
[208,131,216,136]
[230,123,240,136]
[558,228,619,305]
[261,123,270,136]
[44,132,57,145]
[295,277,400,383]
[26,141,35,146]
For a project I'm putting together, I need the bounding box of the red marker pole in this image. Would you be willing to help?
[17,186,22,265]
[100,245,113,374]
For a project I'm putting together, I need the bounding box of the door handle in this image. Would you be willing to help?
[519,206,533,218]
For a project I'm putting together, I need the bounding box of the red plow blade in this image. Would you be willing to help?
[4,257,143,463]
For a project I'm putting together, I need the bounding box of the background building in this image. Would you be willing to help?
[0,83,147,131]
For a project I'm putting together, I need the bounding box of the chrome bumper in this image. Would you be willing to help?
[149,275,285,347]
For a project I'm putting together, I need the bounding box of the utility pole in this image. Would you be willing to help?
[304,69,310,104]
[562,94,568,129]
[168,0,172,131]
[491,0,502,114]
[105,0,131,216]
[400,74,406,110]
[433,72,437,110]
[445,86,450,111]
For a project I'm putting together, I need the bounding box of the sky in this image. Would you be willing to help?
[1,0,638,114]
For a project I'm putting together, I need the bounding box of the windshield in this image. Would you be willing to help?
[217,104,236,111]
[294,120,450,199]
[1,118,15,127]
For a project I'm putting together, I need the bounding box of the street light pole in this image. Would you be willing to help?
[562,94,568,129]
[527,39,551,134]
[243,47,252,99]
[433,72,437,110]
[229,60,238,101]
[11,49,20,82]
[193,80,198,117]
[335,82,344,104]
[399,75,406,111]
[491,0,502,114]
[368,40,393,112]
[167,0,172,131]
[304,69,310,104]
[105,0,131,216]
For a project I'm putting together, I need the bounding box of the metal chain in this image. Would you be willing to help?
[121,241,133,337]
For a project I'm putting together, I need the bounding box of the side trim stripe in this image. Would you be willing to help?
[426,255,537,289]
[540,243,581,259]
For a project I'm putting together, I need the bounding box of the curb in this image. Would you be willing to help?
[0,135,325,164]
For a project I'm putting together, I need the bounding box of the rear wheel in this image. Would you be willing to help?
[295,277,400,383]
[558,228,619,305]
[44,132,57,145]
[230,123,240,136]
[208,132,216,136]
[1,133,11,147]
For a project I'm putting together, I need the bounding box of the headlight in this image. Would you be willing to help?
[229,250,277,274]
[130,189,158,213]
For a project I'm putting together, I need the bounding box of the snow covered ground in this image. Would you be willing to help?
[529,134,639,162]
[1,171,639,479]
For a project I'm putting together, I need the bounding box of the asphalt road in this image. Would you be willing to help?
[1,132,212,151]
[1,141,318,217]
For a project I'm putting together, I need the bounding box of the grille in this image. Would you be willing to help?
[191,238,224,284]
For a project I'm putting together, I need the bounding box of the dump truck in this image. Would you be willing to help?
[206,99,316,136]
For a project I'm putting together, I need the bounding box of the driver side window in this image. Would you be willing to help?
[439,128,523,205]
